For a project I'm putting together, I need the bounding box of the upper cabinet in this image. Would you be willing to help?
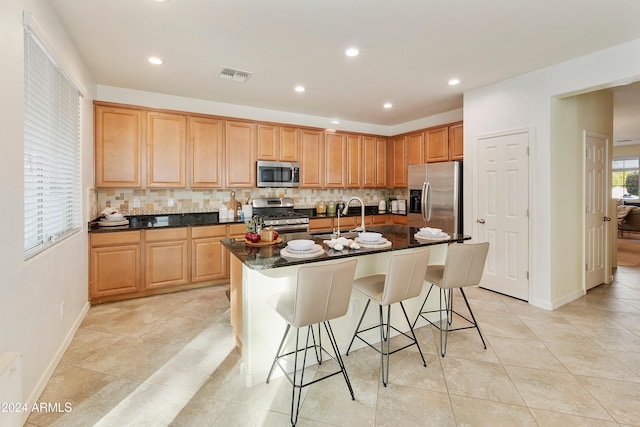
[95,105,144,188]
[389,136,407,188]
[300,129,324,188]
[146,111,187,188]
[424,126,449,163]
[189,116,223,188]
[225,121,256,187]
[325,133,347,188]
[257,124,299,162]
[406,131,424,165]
[346,134,362,188]
[448,122,463,160]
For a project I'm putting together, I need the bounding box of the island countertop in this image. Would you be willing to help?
[221,225,470,270]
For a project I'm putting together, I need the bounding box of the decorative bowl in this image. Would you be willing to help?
[358,232,382,242]
[105,213,124,221]
[287,239,315,251]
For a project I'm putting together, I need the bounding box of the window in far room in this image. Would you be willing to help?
[23,19,82,259]
[612,157,639,200]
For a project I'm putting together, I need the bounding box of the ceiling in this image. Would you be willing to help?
[49,0,640,138]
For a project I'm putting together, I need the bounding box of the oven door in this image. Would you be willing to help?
[270,223,309,234]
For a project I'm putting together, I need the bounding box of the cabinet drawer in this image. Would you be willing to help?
[144,227,188,242]
[228,223,247,237]
[191,225,226,239]
[91,230,141,247]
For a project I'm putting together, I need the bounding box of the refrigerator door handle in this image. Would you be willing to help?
[422,181,430,222]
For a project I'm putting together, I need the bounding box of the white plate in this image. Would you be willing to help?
[358,232,382,242]
[355,237,387,245]
[287,239,315,251]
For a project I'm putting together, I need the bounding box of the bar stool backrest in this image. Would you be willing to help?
[440,242,489,290]
[291,258,358,328]
[381,248,430,306]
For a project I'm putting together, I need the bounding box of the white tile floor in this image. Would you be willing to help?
[27,266,640,426]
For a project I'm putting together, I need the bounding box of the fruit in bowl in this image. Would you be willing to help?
[358,232,382,242]
[287,239,315,251]
[245,232,261,243]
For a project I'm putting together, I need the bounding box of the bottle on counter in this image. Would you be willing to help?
[327,201,337,216]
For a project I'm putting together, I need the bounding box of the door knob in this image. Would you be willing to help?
[603,216,611,222]
[477,218,485,224]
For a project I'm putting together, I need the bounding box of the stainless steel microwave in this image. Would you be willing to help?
[256,160,300,187]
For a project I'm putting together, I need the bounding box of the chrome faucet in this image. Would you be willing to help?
[342,197,366,232]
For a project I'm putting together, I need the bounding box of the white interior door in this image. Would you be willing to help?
[476,130,530,300]
[584,131,609,290]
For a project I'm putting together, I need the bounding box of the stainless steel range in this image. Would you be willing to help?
[252,197,309,234]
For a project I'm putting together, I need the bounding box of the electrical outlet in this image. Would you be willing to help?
[133,198,141,208]
[168,198,174,207]
[60,302,65,320]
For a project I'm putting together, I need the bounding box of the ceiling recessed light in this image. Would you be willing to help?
[294,85,305,93]
[330,120,340,124]
[345,48,359,57]
[383,103,393,109]
[448,78,460,86]
[148,56,163,65]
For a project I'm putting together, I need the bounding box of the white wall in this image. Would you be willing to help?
[464,39,640,308]
[0,0,96,418]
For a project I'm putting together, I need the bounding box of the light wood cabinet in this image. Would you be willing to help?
[367,214,389,227]
[146,111,187,187]
[425,126,449,163]
[346,134,362,188]
[374,137,387,188]
[95,105,144,188]
[309,218,333,232]
[256,125,299,162]
[90,231,142,299]
[407,131,424,165]
[389,136,407,188]
[449,122,463,160]
[191,225,226,283]
[300,129,324,188]
[144,228,189,289]
[325,133,347,188]
[225,120,256,187]
[189,116,223,188]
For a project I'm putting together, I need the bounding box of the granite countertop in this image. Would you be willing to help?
[88,207,405,233]
[221,225,469,271]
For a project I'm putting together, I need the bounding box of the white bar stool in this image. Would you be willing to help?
[266,258,358,426]
[346,248,430,387]
[413,242,489,356]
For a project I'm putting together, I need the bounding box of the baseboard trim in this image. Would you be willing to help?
[22,301,90,425]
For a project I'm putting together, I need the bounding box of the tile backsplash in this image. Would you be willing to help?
[92,188,408,219]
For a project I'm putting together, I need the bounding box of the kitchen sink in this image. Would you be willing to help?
[311,231,360,239]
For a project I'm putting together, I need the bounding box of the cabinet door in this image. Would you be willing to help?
[144,229,189,289]
[425,126,449,163]
[225,121,256,187]
[375,137,387,188]
[192,226,227,283]
[300,129,324,188]
[449,122,464,160]
[95,105,144,188]
[346,134,362,188]
[256,124,278,161]
[325,133,346,188]
[189,116,223,187]
[279,126,299,162]
[309,218,333,232]
[406,131,425,165]
[362,136,376,188]
[389,136,407,188]
[90,244,141,297]
[147,112,187,187]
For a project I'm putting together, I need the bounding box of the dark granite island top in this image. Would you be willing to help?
[224,224,471,387]
[221,225,470,270]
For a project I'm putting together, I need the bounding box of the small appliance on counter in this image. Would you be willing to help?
[378,199,386,213]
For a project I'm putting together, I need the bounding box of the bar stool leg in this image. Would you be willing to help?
[400,301,426,367]
[459,288,487,349]
[324,321,355,399]
[267,324,291,384]
[290,326,312,426]
[346,299,371,355]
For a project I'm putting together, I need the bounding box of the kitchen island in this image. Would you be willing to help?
[222,225,470,386]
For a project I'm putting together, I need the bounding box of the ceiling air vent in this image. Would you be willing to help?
[217,67,252,82]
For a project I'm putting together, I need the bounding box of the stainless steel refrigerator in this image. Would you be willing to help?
[407,161,463,234]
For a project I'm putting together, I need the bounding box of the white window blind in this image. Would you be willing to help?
[24,24,82,258]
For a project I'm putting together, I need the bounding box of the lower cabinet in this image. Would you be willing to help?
[145,228,189,289]
[192,225,227,283]
[90,231,142,299]
[89,224,239,304]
